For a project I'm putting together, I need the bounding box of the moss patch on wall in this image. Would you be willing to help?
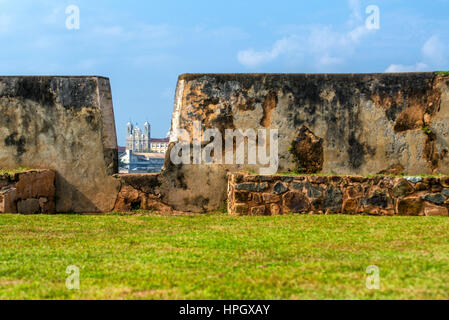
[0,167,29,178]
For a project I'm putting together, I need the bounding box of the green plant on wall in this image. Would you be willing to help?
[434,71,449,76]
[293,167,306,174]
[0,167,29,177]
[422,126,432,135]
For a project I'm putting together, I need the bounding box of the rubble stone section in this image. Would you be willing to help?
[0,170,56,214]
[228,172,449,216]
[112,173,179,214]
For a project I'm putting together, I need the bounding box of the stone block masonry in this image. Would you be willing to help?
[0,170,56,214]
[0,76,120,213]
[228,172,449,216]
[112,173,180,214]
[165,72,449,212]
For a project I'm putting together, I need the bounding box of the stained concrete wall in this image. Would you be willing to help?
[161,73,449,212]
[0,76,120,213]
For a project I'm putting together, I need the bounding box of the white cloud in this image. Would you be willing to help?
[237,1,376,69]
[421,35,445,65]
[385,62,429,73]
[319,54,343,67]
[237,36,300,68]
[348,0,363,24]
[385,35,447,72]
[237,49,277,68]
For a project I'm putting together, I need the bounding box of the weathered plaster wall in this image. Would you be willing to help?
[0,76,120,213]
[228,172,449,217]
[162,73,449,212]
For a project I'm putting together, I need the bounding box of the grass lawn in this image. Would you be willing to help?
[1,213,449,300]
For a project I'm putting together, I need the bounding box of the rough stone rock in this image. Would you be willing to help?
[114,185,141,211]
[0,188,17,213]
[423,202,448,216]
[252,193,262,204]
[380,209,395,216]
[308,176,327,184]
[273,182,288,194]
[39,197,55,214]
[235,191,249,202]
[250,206,266,216]
[427,178,443,192]
[415,182,430,191]
[290,182,304,191]
[234,204,249,215]
[422,193,446,205]
[262,193,281,203]
[342,199,359,214]
[15,170,55,200]
[397,198,424,216]
[405,176,423,184]
[0,170,56,214]
[116,173,161,195]
[112,173,179,214]
[283,191,311,213]
[441,188,449,198]
[392,179,414,197]
[311,198,323,210]
[270,203,281,215]
[0,76,120,213]
[440,178,449,188]
[235,183,268,192]
[364,191,390,209]
[290,126,324,174]
[377,177,395,189]
[259,176,275,182]
[348,176,368,183]
[305,183,323,198]
[323,187,343,212]
[17,199,40,214]
[346,185,364,198]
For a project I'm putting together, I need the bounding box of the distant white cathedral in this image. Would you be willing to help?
[126,121,151,152]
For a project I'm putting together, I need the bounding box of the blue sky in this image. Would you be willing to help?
[0,0,448,145]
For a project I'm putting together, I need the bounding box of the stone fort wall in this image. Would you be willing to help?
[2,73,449,214]
[161,73,449,212]
[0,76,120,213]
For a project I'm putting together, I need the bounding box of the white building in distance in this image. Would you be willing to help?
[126,122,151,152]
[126,121,170,154]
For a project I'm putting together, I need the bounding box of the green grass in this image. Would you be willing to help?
[1,213,449,300]
[434,71,449,76]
